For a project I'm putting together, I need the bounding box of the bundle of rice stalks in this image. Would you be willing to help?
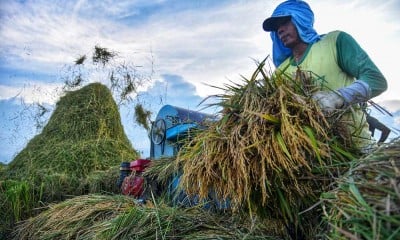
[321,139,400,239]
[176,59,354,227]
[12,194,289,240]
[142,157,178,199]
[144,157,178,187]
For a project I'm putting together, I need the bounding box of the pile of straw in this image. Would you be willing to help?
[1,83,138,237]
[322,139,400,239]
[12,194,289,240]
[176,60,353,229]
[6,82,138,179]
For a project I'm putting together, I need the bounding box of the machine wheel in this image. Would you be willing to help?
[151,119,166,145]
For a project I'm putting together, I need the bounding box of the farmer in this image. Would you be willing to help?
[262,0,387,153]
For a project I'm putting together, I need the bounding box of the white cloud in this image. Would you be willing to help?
[0,82,62,104]
[0,0,152,73]
[131,1,270,97]
[379,100,400,113]
[2,0,397,102]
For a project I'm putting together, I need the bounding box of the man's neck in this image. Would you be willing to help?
[292,42,309,63]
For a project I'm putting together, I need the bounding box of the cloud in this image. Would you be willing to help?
[136,74,204,111]
[311,0,400,102]
[0,1,154,73]
[379,100,400,113]
[139,1,269,96]
[0,82,63,104]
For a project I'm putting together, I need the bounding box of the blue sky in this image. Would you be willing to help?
[1,0,400,163]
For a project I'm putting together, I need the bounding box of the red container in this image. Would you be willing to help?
[121,159,152,197]
[130,159,151,172]
[121,175,145,197]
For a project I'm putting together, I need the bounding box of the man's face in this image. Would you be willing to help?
[276,20,301,48]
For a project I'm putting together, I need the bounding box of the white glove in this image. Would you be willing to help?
[312,91,344,112]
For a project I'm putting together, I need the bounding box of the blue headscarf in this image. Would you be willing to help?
[264,0,321,67]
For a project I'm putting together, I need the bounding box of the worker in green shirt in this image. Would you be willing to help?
[262,0,388,152]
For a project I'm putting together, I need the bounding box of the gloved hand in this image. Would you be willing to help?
[337,80,371,105]
[312,91,344,112]
[313,80,371,112]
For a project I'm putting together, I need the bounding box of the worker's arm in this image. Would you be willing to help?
[336,32,387,98]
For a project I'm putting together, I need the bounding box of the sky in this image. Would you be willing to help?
[1,0,400,164]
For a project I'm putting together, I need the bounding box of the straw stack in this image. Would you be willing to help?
[6,82,138,179]
[1,83,138,237]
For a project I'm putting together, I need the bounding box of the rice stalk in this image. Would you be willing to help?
[176,58,353,227]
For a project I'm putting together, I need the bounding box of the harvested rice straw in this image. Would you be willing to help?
[176,59,347,223]
[322,139,400,239]
[2,83,138,238]
[142,156,179,200]
[12,194,289,239]
[6,82,138,180]
[12,194,135,240]
[143,156,178,187]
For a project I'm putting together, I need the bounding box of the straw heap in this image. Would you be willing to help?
[6,82,138,179]
[1,83,138,237]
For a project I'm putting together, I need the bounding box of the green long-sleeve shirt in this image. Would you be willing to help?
[336,31,387,97]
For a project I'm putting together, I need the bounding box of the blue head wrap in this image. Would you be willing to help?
[263,0,321,67]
